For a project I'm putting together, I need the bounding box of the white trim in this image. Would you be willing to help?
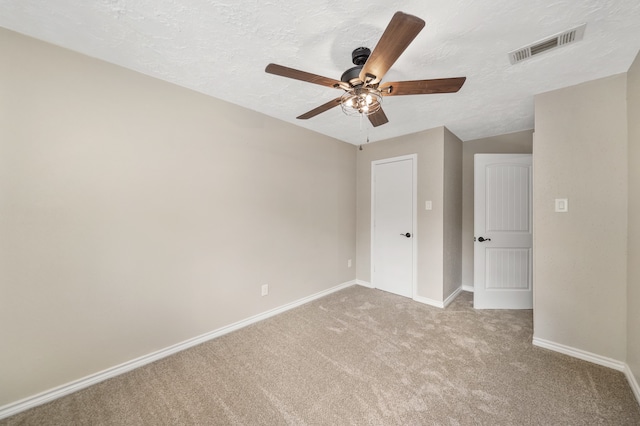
[413,288,462,309]
[410,156,418,300]
[532,337,640,406]
[355,280,373,288]
[443,287,463,308]
[462,284,474,292]
[0,280,357,420]
[532,337,626,371]
[413,295,444,309]
[370,154,418,299]
[625,364,640,406]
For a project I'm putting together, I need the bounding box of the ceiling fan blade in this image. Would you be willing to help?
[380,77,467,96]
[266,64,347,90]
[297,97,343,120]
[367,108,389,127]
[359,12,425,85]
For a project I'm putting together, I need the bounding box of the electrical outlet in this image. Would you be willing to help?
[261,284,269,296]
[347,259,352,268]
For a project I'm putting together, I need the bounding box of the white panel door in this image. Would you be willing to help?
[474,154,533,309]
[372,155,416,298]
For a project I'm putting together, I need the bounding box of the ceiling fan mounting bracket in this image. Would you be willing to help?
[351,47,371,66]
[341,48,375,86]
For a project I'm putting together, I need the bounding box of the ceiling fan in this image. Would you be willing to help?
[265,11,466,128]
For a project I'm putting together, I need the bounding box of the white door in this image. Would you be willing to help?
[474,154,533,309]
[371,155,416,298]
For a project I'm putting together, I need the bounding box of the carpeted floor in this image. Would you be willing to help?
[3,286,640,425]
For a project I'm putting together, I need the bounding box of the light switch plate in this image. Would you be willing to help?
[425,201,433,210]
[555,198,568,212]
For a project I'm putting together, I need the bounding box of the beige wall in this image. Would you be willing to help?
[533,74,628,360]
[356,127,462,302]
[443,128,463,299]
[628,52,640,386]
[461,131,533,288]
[0,29,356,406]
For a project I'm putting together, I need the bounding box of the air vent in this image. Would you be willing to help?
[508,23,586,65]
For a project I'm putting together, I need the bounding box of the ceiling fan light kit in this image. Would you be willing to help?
[340,86,383,116]
[265,12,466,128]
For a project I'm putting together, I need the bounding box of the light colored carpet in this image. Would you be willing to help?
[3,286,640,425]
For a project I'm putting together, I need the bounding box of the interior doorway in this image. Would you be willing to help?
[371,154,417,298]
[474,153,533,309]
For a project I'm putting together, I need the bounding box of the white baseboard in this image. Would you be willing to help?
[413,295,444,308]
[355,280,373,288]
[625,364,640,406]
[413,287,462,309]
[532,337,626,371]
[0,280,357,420]
[462,285,474,292]
[359,283,461,310]
[532,337,640,406]
[443,287,463,308]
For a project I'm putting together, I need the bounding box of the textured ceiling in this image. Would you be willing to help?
[1,0,639,144]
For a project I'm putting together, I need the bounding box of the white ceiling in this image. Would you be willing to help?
[1,0,639,144]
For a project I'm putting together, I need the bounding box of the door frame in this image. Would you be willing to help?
[370,154,418,299]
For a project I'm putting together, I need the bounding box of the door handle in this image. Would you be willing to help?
[477,236,491,242]
[400,233,411,238]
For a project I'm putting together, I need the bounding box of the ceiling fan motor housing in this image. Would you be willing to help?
[341,66,362,85]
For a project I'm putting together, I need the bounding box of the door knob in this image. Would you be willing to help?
[400,233,411,238]
[477,236,491,242]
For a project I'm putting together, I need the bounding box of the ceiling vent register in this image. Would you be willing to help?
[508,23,586,65]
